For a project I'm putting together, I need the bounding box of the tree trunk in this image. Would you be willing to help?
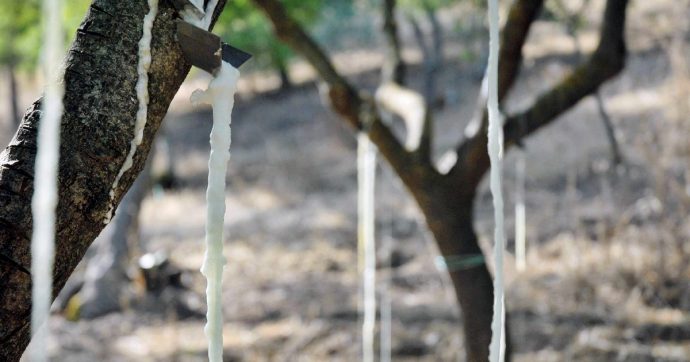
[0,1,226,360]
[407,176,504,362]
[251,1,627,360]
[7,64,20,127]
[428,207,495,362]
[277,62,292,91]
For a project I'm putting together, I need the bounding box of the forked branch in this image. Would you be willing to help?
[252,0,426,180]
[453,0,628,185]
[464,0,545,139]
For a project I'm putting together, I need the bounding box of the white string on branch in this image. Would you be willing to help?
[357,132,377,362]
[180,2,238,360]
[515,149,527,271]
[104,0,159,223]
[486,0,506,360]
[191,62,240,362]
[30,0,64,359]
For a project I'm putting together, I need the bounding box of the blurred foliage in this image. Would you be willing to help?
[398,0,457,12]
[0,1,41,70]
[0,0,89,72]
[215,0,323,72]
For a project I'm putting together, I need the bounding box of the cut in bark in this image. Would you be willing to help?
[0,1,226,360]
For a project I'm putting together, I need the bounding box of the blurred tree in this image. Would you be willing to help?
[0,0,89,126]
[251,0,629,360]
[214,0,322,90]
[0,1,41,126]
[548,0,624,165]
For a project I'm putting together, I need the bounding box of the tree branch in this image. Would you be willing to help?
[463,0,544,140]
[382,0,405,84]
[453,0,628,186]
[0,1,227,359]
[251,0,420,178]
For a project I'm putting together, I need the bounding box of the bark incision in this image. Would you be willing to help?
[0,1,226,360]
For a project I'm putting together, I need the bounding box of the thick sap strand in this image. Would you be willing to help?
[105,0,158,223]
[30,0,64,360]
[357,133,377,362]
[192,62,239,362]
[487,0,506,360]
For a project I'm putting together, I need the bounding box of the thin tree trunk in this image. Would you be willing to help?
[0,1,227,360]
[251,1,628,361]
[382,0,405,84]
[8,64,20,127]
[594,93,622,165]
[424,7,442,104]
[277,63,292,91]
[568,27,623,165]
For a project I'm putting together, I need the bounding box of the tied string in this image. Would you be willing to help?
[435,254,486,272]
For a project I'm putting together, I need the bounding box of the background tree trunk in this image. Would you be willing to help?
[252,0,628,361]
[7,64,20,127]
[0,1,226,360]
[77,157,151,319]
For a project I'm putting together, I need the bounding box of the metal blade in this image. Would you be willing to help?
[176,20,222,74]
[221,43,252,68]
[176,20,252,73]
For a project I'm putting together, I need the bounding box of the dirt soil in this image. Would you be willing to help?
[7,1,690,361]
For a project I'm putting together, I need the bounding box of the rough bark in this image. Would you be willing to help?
[0,1,226,360]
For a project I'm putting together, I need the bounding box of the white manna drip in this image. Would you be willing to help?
[487,0,506,360]
[201,0,219,29]
[191,62,239,362]
[104,0,158,223]
[515,150,526,271]
[357,132,377,362]
[181,0,218,30]
[31,0,64,359]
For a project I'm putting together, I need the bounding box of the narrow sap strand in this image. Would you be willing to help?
[192,62,239,362]
[515,150,526,271]
[357,132,377,362]
[31,0,64,359]
[487,0,506,360]
[202,0,219,29]
[105,0,159,223]
[380,236,392,362]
